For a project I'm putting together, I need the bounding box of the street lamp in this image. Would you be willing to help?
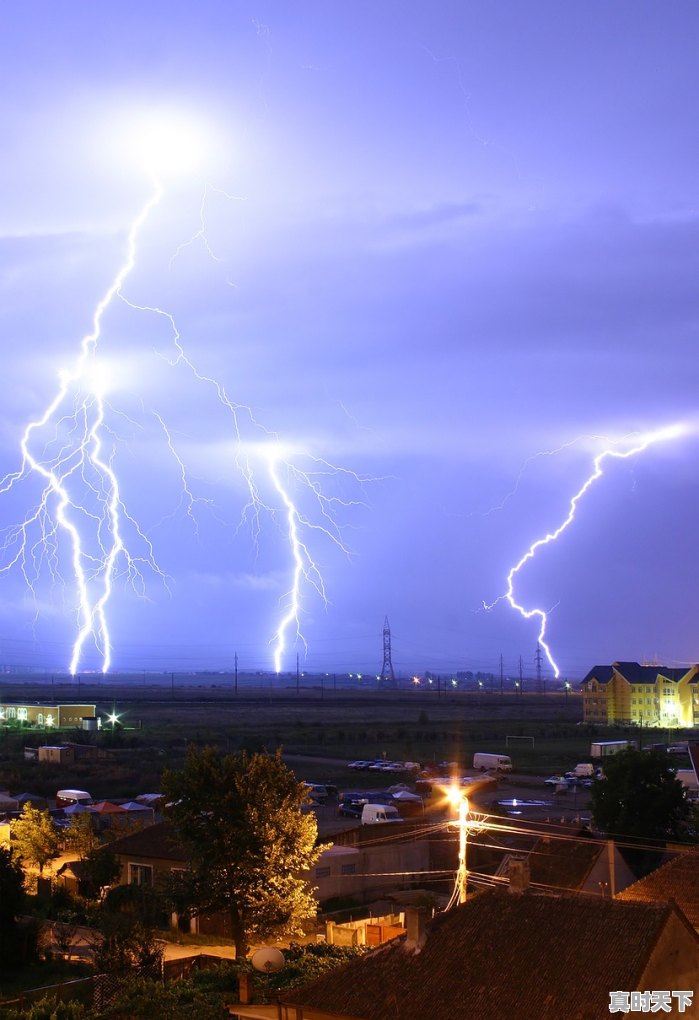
[447,786,470,906]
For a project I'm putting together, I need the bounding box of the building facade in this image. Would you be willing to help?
[581,662,699,727]
[0,703,96,728]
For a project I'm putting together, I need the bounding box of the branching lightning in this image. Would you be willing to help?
[0,175,166,673]
[484,423,689,678]
[1,137,372,674]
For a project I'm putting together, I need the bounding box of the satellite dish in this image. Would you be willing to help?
[251,947,285,973]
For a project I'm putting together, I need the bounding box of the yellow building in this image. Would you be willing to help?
[0,703,96,728]
[581,662,699,728]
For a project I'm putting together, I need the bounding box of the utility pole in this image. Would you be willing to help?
[296,652,300,695]
[499,653,504,696]
[519,655,524,695]
[535,644,543,694]
[234,652,238,696]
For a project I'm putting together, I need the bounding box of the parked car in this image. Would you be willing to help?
[544,775,567,786]
[338,802,364,818]
[303,783,329,804]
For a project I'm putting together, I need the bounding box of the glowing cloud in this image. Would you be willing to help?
[0,151,371,673]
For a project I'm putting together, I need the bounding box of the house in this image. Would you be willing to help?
[311,832,430,906]
[495,834,637,897]
[109,820,188,887]
[581,662,699,727]
[55,859,93,898]
[108,817,431,935]
[616,850,699,930]
[279,892,699,1019]
[107,821,217,934]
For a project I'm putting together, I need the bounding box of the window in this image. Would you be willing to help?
[129,863,153,887]
[315,866,331,879]
[341,863,356,875]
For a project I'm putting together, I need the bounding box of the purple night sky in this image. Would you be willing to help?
[0,2,698,680]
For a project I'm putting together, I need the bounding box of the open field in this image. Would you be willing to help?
[1,682,676,800]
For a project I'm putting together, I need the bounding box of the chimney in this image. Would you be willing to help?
[404,907,427,950]
[508,857,531,894]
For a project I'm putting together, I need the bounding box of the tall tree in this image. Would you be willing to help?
[161,746,322,957]
[591,748,692,870]
[12,803,61,876]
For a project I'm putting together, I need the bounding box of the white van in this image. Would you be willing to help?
[361,803,402,824]
[56,789,93,808]
[473,753,512,773]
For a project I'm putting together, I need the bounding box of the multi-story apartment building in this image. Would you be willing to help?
[581,662,699,727]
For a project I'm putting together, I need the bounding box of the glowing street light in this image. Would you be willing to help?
[447,786,470,906]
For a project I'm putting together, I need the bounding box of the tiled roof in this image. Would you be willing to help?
[527,835,601,890]
[109,820,188,862]
[282,891,684,1020]
[617,851,699,927]
[582,665,614,685]
[582,662,694,686]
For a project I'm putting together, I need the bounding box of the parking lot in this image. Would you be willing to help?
[300,762,596,834]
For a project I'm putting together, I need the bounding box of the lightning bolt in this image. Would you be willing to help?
[484,423,689,678]
[1,165,372,674]
[0,175,166,674]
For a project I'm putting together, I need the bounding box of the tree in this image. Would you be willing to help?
[65,812,99,860]
[65,814,120,900]
[91,915,163,979]
[0,846,25,966]
[161,746,322,957]
[12,803,61,876]
[591,748,692,869]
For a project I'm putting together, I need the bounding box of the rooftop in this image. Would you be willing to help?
[617,850,699,928]
[282,891,690,1020]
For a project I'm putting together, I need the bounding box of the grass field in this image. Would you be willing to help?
[1,682,676,798]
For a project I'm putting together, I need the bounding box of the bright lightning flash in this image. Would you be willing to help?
[0,180,166,674]
[1,117,371,674]
[484,423,690,678]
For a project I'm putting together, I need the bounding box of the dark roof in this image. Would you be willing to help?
[617,851,699,927]
[582,665,614,685]
[109,820,187,862]
[582,662,693,686]
[283,892,691,1020]
[56,859,91,880]
[527,836,601,890]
